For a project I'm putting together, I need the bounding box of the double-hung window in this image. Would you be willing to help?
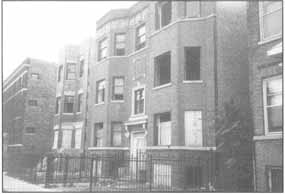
[114,33,126,56]
[154,112,171,145]
[96,80,105,104]
[260,1,282,41]
[65,63,76,80]
[154,51,171,87]
[136,24,146,50]
[64,96,74,113]
[155,1,172,30]
[111,122,122,146]
[263,76,282,134]
[184,111,203,146]
[185,47,201,81]
[93,123,103,147]
[112,77,124,101]
[98,38,108,61]
[134,88,144,115]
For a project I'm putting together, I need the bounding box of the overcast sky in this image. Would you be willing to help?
[3,1,136,80]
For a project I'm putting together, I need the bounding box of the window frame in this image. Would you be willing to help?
[93,123,104,147]
[135,23,146,51]
[28,99,38,106]
[154,112,171,146]
[154,51,171,87]
[266,166,283,192]
[31,73,40,80]
[132,86,145,116]
[98,38,108,61]
[96,79,106,104]
[184,110,203,146]
[259,1,282,42]
[155,1,172,30]
[25,127,36,134]
[114,33,126,56]
[184,47,201,81]
[63,95,74,113]
[111,122,122,147]
[112,76,124,101]
[65,63,76,80]
[263,75,282,135]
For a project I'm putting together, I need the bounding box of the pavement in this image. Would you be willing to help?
[3,172,56,192]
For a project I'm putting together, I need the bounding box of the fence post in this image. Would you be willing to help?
[149,154,152,192]
[45,154,53,188]
[89,158,94,192]
[63,155,69,186]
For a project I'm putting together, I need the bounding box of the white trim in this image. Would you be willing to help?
[4,63,30,86]
[267,42,282,56]
[258,35,282,45]
[262,75,282,135]
[88,147,129,150]
[183,80,203,84]
[76,112,82,115]
[8,144,23,147]
[77,89,84,94]
[66,60,77,64]
[109,56,129,59]
[150,14,216,38]
[253,134,282,141]
[3,70,28,92]
[94,102,105,107]
[146,146,216,151]
[53,125,59,130]
[111,100,125,103]
[62,113,74,116]
[64,91,75,96]
[153,83,172,90]
[128,47,148,57]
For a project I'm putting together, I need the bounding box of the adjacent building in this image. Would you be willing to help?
[3,58,57,171]
[86,1,250,190]
[247,1,283,192]
[52,39,95,155]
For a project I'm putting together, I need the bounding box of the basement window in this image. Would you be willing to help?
[185,47,201,81]
[155,1,172,30]
[154,51,171,87]
[185,166,202,188]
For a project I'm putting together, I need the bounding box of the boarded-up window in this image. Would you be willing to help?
[154,112,171,145]
[184,111,202,146]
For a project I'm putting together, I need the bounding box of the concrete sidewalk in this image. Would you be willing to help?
[3,173,55,192]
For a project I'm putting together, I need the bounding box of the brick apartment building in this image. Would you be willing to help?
[85,1,250,190]
[3,58,57,171]
[52,39,95,155]
[247,1,283,192]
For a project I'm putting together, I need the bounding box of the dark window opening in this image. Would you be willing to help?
[155,1,172,30]
[134,88,144,115]
[64,96,74,113]
[25,127,36,134]
[154,51,171,87]
[28,100,38,106]
[185,47,201,81]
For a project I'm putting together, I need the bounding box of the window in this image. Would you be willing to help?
[154,51,171,87]
[80,59,84,77]
[111,122,122,146]
[112,77,124,101]
[25,127,35,134]
[65,63,76,80]
[31,73,40,80]
[77,93,83,112]
[74,129,82,149]
[114,33,126,56]
[185,47,201,81]
[267,167,283,192]
[96,80,105,104]
[98,38,108,61]
[184,111,202,146]
[135,24,146,50]
[263,76,282,133]
[134,88,144,115]
[260,1,282,41]
[154,112,171,145]
[62,130,72,148]
[58,65,63,81]
[53,131,58,149]
[64,96,74,113]
[133,57,146,79]
[28,99,38,106]
[93,123,103,147]
[22,73,28,88]
[185,0,201,18]
[55,97,61,114]
[155,1,172,30]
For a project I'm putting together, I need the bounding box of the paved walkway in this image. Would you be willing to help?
[3,173,55,192]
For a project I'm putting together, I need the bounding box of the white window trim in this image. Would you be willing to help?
[131,85,146,117]
[153,83,172,90]
[183,80,203,84]
[259,1,282,43]
[263,75,282,136]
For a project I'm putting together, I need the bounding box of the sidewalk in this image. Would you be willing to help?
[3,173,55,192]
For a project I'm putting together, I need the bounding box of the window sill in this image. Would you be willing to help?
[153,83,172,90]
[253,133,282,141]
[111,100,125,103]
[94,103,105,107]
[129,47,148,57]
[62,113,74,115]
[258,35,282,45]
[76,112,82,115]
[146,146,216,151]
[54,113,60,116]
[183,80,203,84]
[109,55,128,58]
[88,147,129,150]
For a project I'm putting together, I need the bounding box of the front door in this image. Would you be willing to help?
[130,132,146,177]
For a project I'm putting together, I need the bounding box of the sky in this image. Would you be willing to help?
[3,1,137,80]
